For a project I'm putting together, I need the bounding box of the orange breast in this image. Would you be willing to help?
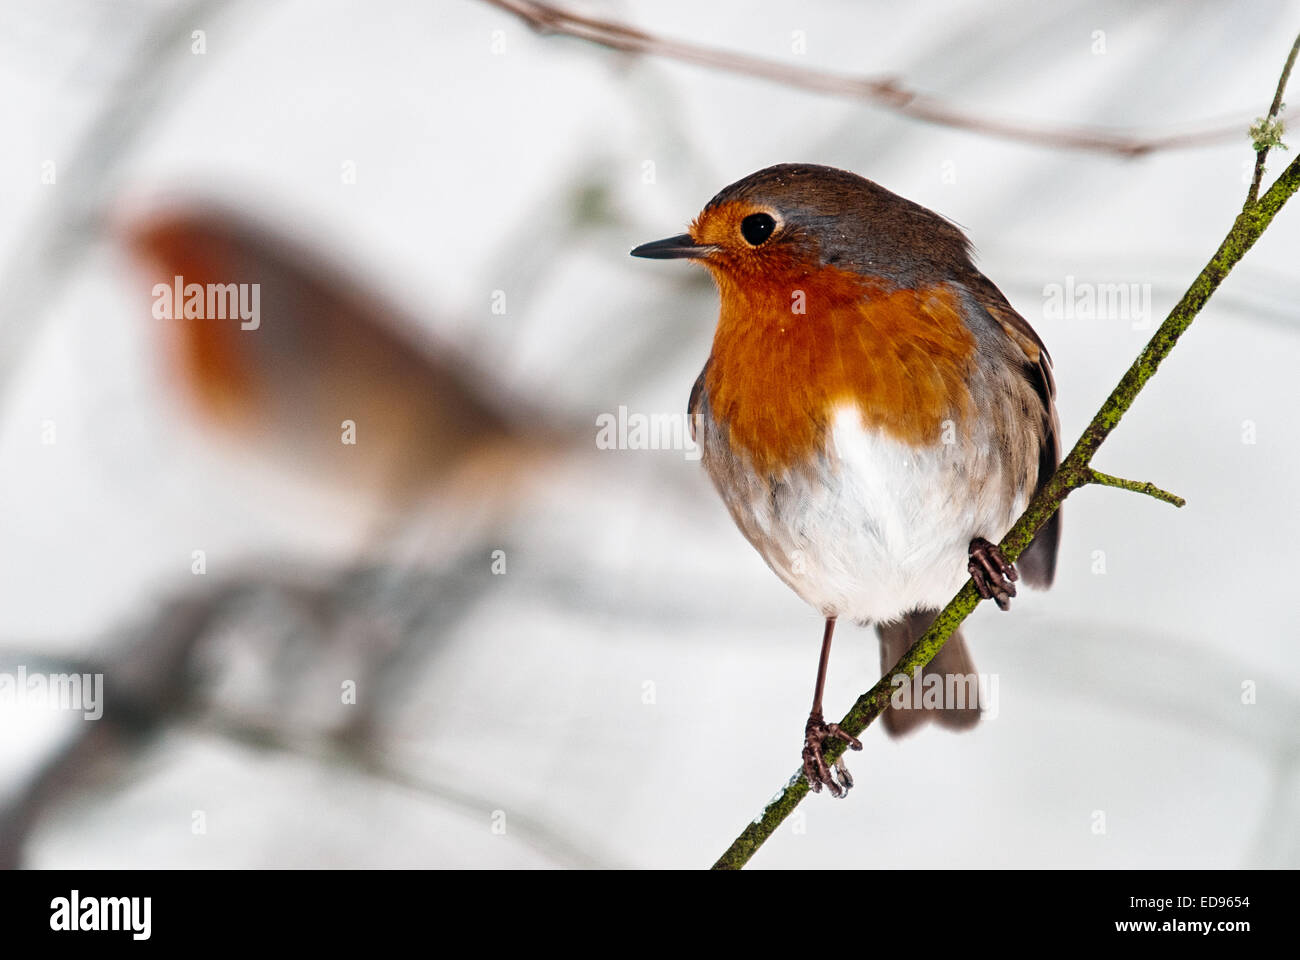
[704,265,976,473]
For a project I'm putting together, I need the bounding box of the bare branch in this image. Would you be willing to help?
[485,0,1284,158]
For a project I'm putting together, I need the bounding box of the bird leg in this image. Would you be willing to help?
[802,617,863,797]
[968,537,1018,611]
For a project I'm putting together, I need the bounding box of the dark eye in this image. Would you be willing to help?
[740,212,776,246]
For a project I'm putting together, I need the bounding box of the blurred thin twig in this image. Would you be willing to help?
[485,0,1277,158]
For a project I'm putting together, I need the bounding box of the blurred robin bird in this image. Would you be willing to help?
[122,206,561,526]
[632,164,1061,796]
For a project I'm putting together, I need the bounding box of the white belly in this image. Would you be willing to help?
[703,403,1027,623]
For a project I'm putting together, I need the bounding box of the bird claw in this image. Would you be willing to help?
[802,712,863,798]
[968,537,1018,611]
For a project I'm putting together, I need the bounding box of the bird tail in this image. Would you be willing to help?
[876,609,982,736]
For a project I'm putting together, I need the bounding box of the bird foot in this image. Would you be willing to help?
[802,711,863,798]
[968,537,1018,611]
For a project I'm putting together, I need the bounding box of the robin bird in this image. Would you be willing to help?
[122,205,562,522]
[631,164,1060,796]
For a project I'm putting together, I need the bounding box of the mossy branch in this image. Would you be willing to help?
[712,36,1300,871]
[1086,469,1185,507]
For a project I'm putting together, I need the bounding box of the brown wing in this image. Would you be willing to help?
[687,364,709,442]
[967,274,1061,588]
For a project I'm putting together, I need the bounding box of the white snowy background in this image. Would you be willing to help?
[0,0,1297,868]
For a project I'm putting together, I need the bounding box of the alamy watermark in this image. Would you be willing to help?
[152,275,260,330]
[50,891,150,940]
[0,666,103,720]
[595,405,701,460]
[889,667,998,718]
[1043,275,1152,329]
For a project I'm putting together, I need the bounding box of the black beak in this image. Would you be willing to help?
[629,233,712,260]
